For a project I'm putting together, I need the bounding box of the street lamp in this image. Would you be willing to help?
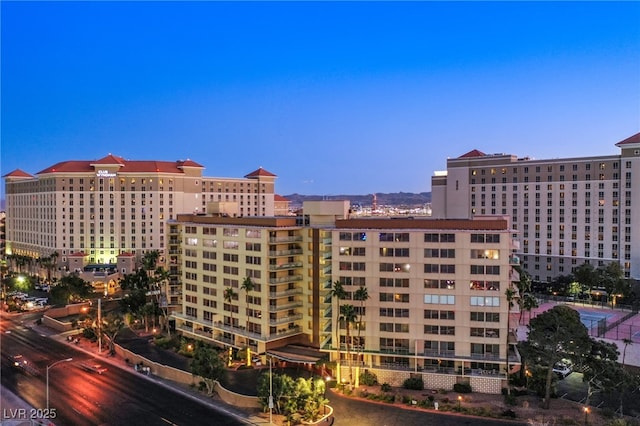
[583,406,589,425]
[268,357,273,425]
[457,395,462,411]
[46,358,72,410]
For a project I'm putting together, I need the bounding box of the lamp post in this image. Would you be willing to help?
[268,356,273,425]
[583,406,589,425]
[46,357,72,411]
[457,395,462,411]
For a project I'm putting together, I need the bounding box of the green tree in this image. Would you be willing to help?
[240,277,255,337]
[340,303,358,385]
[621,338,633,368]
[519,305,591,409]
[257,371,295,415]
[100,312,125,353]
[353,284,369,379]
[573,263,597,294]
[190,341,225,396]
[152,266,171,336]
[49,274,93,305]
[519,293,539,325]
[223,287,238,329]
[598,262,629,304]
[504,286,516,396]
[329,280,347,379]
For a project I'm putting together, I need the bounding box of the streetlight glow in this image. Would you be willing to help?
[46,357,73,411]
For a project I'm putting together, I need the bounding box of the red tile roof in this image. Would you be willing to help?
[245,167,277,178]
[274,194,289,202]
[458,149,486,158]
[2,169,33,178]
[615,132,640,146]
[90,154,126,166]
[34,156,204,175]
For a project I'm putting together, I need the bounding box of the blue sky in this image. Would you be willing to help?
[2,1,639,199]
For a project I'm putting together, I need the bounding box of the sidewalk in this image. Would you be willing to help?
[0,387,40,426]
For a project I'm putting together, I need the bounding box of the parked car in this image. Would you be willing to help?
[553,360,573,379]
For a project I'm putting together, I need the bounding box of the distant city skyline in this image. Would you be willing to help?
[2,1,639,201]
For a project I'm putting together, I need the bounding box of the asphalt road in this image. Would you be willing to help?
[0,312,245,426]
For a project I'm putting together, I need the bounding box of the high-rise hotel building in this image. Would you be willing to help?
[171,201,520,394]
[3,154,277,297]
[431,132,640,282]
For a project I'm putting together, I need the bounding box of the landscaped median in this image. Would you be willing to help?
[332,382,613,426]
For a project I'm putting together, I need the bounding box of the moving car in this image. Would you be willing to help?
[79,362,107,374]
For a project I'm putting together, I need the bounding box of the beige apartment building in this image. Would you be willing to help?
[169,201,346,361]
[3,154,277,305]
[432,132,640,283]
[171,201,520,394]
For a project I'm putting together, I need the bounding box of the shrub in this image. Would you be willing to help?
[402,395,411,404]
[453,383,472,393]
[402,377,424,390]
[383,394,395,403]
[501,409,517,419]
[359,370,378,386]
[326,379,338,389]
[381,383,392,392]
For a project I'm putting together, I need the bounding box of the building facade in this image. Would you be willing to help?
[3,154,277,303]
[171,201,520,394]
[432,132,640,282]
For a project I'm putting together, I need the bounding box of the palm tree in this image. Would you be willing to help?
[241,277,255,336]
[505,286,516,396]
[223,286,238,330]
[340,303,358,386]
[353,285,369,361]
[621,338,633,368]
[153,266,171,336]
[329,280,347,382]
[519,293,538,325]
[142,250,160,273]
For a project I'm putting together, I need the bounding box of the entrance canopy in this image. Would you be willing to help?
[266,345,324,364]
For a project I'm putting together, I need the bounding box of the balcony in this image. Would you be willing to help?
[268,248,303,257]
[213,321,264,340]
[270,326,303,340]
[269,313,303,325]
[268,301,303,312]
[510,239,520,250]
[268,275,303,285]
[269,287,303,298]
[268,262,303,271]
[509,255,520,265]
[269,236,303,243]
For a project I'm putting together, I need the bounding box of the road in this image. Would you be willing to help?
[0,312,246,426]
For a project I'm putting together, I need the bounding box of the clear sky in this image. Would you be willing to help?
[2,1,639,200]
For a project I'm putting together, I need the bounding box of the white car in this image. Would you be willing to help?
[553,362,572,379]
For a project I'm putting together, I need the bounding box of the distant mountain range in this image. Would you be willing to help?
[283,192,431,208]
